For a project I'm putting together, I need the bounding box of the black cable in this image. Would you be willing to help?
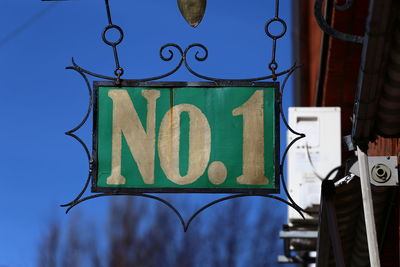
[326,165,344,182]
[0,4,57,48]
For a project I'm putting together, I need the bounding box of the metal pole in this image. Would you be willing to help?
[356,146,380,267]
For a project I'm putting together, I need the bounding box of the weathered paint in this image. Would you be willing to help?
[94,85,278,193]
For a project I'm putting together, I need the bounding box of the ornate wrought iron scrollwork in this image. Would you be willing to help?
[69,44,185,83]
[68,43,296,84]
[61,68,93,208]
[71,0,291,83]
[314,0,364,44]
[278,65,307,214]
[61,63,309,229]
[62,0,310,230]
[64,193,304,232]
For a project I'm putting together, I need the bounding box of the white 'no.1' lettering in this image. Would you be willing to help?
[106,89,268,186]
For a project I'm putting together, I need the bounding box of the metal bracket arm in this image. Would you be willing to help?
[314,0,364,44]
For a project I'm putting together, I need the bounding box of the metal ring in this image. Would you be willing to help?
[114,67,124,77]
[102,24,124,46]
[269,62,278,71]
[265,18,287,39]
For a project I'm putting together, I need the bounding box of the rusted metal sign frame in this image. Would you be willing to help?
[91,81,280,194]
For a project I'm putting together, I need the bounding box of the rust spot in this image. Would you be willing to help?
[169,88,174,134]
[169,88,174,108]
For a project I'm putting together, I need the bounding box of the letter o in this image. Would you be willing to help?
[158,104,211,185]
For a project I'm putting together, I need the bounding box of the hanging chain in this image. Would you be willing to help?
[99,0,287,83]
[102,0,124,85]
[265,0,287,81]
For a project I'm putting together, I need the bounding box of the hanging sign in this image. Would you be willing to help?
[92,82,279,193]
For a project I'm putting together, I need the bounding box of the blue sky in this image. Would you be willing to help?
[0,1,293,266]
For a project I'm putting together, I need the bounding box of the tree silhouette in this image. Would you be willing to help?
[37,220,60,267]
[37,197,283,267]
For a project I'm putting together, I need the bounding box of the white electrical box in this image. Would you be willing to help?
[287,107,341,223]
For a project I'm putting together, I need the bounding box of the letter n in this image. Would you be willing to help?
[106,89,160,185]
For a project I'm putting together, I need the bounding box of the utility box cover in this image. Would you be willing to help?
[287,107,341,223]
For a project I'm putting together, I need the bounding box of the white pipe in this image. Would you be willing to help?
[357,146,380,267]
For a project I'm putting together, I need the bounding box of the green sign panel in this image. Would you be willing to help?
[93,82,279,193]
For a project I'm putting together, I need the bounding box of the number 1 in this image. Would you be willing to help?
[233,90,269,185]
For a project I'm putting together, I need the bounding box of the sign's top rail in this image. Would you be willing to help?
[93,81,279,88]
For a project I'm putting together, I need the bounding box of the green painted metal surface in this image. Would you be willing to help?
[94,84,278,193]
